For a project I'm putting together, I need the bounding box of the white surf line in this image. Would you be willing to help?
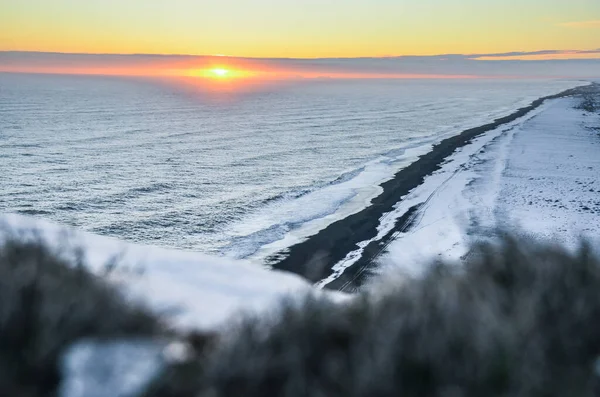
[315,101,554,290]
[244,139,454,266]
[333,165,466,292]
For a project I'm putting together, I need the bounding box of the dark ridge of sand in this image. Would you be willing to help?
[270,83,597,291]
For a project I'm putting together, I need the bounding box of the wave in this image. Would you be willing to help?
[220,86,588,262]
[220,143,425,260]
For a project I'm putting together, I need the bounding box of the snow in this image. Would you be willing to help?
[60,339,167,397]
[375,94,600,279]
[0,214,336,331]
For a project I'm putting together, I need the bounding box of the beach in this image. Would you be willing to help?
[272,83,600,291]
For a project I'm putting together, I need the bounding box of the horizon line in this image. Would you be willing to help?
[2,49,600,61]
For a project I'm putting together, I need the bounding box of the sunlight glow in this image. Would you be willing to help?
[211,68,229,77]
[187,66,258,80]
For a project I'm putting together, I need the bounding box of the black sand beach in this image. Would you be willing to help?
[271,83,596,291]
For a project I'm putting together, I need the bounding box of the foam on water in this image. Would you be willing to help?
[0,73,584,261]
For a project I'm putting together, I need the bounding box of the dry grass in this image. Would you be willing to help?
[2,234,600,396]
[0,236,164,396]
[147,236,600,397]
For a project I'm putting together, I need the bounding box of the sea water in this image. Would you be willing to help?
[0,73,582,260]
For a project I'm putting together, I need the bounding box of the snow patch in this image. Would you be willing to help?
[0,214,336,331]
[60,339,167,397]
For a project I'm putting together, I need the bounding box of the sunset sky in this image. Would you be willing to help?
[1,0,599,58]
[1,0,599,78]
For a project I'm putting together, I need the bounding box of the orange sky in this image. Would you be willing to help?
[1,0,599,59]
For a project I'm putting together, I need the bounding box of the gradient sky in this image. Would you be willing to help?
[1,0,599,58]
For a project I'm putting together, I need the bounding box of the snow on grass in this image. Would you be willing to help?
[491,97,600,242]
[0,213,336,331]
[60,339,167,397]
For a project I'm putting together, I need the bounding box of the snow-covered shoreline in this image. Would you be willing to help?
[273,83,594,290]
[376,83,600,280]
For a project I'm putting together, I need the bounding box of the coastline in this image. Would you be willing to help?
[271,82,595,290]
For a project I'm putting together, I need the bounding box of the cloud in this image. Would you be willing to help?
[558,20,600,28]
[467,50,567,58]
[467,49,600,60]
[1,50,600,79]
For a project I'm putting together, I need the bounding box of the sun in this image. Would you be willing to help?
[187,66,257,81]
[211,68,230,78]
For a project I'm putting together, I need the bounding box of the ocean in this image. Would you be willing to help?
[0,73,581,261]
